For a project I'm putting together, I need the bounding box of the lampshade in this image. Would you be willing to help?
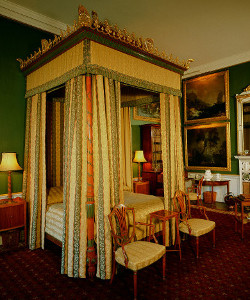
[133,151,147,163]
[0,153,22,171]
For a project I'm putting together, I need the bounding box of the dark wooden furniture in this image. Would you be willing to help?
[173,190,215,258]
[141,124,163,195]
[141,124,162,171]
[45,233,62,247]
[108,204,166,300]
[149,209,181,260]
[141,170,163,195]
[202,180,230,203]
[0,197,27,248]
[133,180,150,195]
[234,195,250,239]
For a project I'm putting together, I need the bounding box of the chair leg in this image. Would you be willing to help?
[212,228,216,248]
[196,237,199,258]
[133,271,137,300]
[162,253,166,280]
[110,255,116,284]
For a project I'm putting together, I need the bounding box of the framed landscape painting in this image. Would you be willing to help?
[133,102,160,122]
[183,70,230,124]
[184,122,231,171]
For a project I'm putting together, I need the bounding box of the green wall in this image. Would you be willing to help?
[0,17,53,195]
[181,62,250,175]
[229,62,250,173]
[131,62,250,177]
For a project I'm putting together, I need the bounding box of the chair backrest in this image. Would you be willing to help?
[108,204,136,247]
[197,176,204,196]
[173,190,190,221]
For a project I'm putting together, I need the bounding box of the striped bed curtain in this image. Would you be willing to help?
[22,93,47,250]
[160,93,184,245]
[46,99,64,188]
[121,107,133,191]
[61,74,122,279]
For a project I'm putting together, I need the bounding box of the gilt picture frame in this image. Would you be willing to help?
[133,102,160,122]
[183,70,230,124]
[185,122,231,171]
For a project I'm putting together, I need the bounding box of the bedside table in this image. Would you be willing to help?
[133,180,150,195]
[0,197,27,248]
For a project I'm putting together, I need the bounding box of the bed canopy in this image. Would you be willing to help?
[18,5,192,279]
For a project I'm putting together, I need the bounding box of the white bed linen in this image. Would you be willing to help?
[45,203,64,242]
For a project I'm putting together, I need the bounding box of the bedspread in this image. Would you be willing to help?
[45,189,164,243]
[124,191,164,240]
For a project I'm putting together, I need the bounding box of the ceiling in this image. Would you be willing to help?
[1,0,250,77]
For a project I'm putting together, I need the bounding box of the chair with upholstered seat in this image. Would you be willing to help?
[173,190,215,258]
[108,204,166,300]
[187,176,204,205]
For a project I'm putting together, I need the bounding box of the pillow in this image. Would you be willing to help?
[123,185,131,191]
[47,186,63,205]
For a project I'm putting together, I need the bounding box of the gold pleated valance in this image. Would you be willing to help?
[90,42,181,90]
[26,42,84,92]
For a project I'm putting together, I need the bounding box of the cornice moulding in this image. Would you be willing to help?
[0,0,67,34]
[184,50,250,78]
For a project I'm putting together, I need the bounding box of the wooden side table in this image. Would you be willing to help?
[202,180,230,203]
[133,180,150,195]
[149,210,181,260]
[234,196,250,239]
[0,197,27,248]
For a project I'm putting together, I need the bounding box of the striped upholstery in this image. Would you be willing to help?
[188,192,198,201]
[115,241,166,271]
[179,218,215,237]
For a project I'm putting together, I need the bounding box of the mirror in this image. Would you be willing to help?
[236,85,250,154]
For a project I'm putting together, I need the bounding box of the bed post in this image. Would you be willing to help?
[86,74,96,277]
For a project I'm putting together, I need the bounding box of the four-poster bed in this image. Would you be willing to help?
[18,5,191,279]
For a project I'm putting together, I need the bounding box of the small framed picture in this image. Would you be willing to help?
[133,102,160,122]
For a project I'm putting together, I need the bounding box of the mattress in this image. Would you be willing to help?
[45,202,64,242]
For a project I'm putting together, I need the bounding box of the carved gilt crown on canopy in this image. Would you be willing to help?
[17,5,193,71]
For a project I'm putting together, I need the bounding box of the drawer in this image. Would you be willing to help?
[0,203,25,230]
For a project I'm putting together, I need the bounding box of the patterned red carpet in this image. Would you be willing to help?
[0,210,249,300]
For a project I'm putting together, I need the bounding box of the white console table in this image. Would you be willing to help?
[235,156,250,194]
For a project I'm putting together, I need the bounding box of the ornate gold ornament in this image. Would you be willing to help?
[17,5,193,70]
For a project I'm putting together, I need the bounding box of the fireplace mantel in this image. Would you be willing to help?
[235,156,250,194]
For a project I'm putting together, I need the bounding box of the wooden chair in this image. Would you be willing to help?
[187,176,204,205]
[108,204,166,300]
[173,190,215,258]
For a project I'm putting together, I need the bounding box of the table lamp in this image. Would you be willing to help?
[0,153,22,202]
[133,150,147,181]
